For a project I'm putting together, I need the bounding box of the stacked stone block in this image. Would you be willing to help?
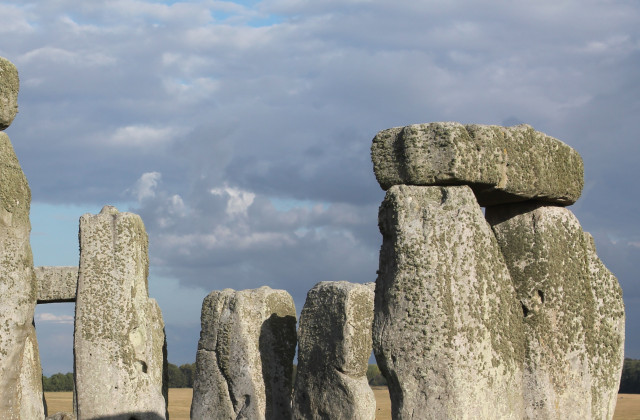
[75,206,168,420]
[293,281,376,420]
[191,286,297,420]
[371,122,624,420]
[0,56,46,419]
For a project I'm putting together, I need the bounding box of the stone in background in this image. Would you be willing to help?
[373,185,524,419]
[191,286,297,420]
[35,266,78,303]
[293,281,376,420]
[74,206,167,420]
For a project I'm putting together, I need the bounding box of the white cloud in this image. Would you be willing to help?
[36,313,74,325]
[109,125,179,148]
[131,172,162,202]
[210,186,255,217]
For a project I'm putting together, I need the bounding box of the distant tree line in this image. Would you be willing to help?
[619,358,640,394]
[44,359,640,392]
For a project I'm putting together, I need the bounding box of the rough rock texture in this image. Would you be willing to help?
[46,412,76,420]
[371,122,584,206]
[74,206,167,420]
[0,131,45,419]
[486,203,625,420]
[191,286,297,420]
[36,266,78,303]
[293,281,376,420]
[0,57,19,130]
[373,185,524,419]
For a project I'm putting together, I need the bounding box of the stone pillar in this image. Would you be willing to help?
[486,203,625,419]
[191,286,297,420]
[0,56,45,420]
[373,185,524,419]
[293,281,376,420]
[74,206,167,420]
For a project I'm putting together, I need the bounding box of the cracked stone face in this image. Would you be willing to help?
[292,281,376,420]
[191,286,297,420]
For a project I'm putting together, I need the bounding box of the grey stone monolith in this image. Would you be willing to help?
[486,203,625,420]
[371,122,584,206]
[74,206,167,420]
[191,286,297,420]
[0,57,19,130]
[293,281,376,420]
[0,131,45,419]
[373,185,524,419]
[36,266,78,303]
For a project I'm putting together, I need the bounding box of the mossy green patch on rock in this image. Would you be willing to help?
[486,203,625,420]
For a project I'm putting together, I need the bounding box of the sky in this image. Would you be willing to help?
[0,0,638,375]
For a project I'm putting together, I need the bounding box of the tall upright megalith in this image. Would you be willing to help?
[373,185,524,419]
[486,203,625,419]
[74,206,167,420]
[0,57,45,420]
[293,281,376,420]
[191,287,297,420]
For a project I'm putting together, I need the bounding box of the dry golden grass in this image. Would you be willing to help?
[43,389,640,420]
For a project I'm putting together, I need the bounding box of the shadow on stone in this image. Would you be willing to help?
[259,313,297,420]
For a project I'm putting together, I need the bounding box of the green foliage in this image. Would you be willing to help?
[620,358,640,394]
[167,362,197,388]
[366,364,387,386]
[42,372,74,392]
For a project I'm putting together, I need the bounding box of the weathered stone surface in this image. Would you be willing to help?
[74,206,167,420]
[371,122,584,206]
[373,185,524,419]
[293,281,376,420]
[36,266,78,303]
[0,57,19,130]
[0,131,45,419]
[486,203,625,420]
[191,286,297,420]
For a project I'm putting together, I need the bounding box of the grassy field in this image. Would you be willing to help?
[45,388,640,420]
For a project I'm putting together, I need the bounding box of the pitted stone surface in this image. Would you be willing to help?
[0,57,19,130]
[293,281,376,420]
[191,286,297,420]
[74,206,167,420]
[0,132,45,419]
[371,122,584,206]
[373,185,524,419]
[36,266,78,303]
[486,204,625,420]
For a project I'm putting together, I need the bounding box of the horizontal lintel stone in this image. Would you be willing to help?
[371,122,584,206]
[36,266,78,303]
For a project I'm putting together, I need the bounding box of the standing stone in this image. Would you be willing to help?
[486,203,625,420]
[373,185,524,419]
[0,131,45,419]
[0,57,19,130]
[293,281,376,420]
[371,122,584,206]
[191,286,297,420]
[74,206,167,420]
